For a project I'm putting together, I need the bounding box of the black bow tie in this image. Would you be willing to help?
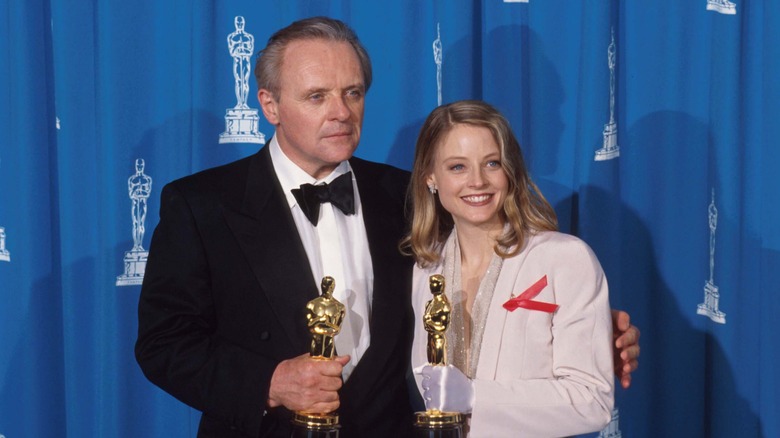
[291,171,355,226]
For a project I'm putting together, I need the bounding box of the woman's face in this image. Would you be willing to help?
[426,124,508,233]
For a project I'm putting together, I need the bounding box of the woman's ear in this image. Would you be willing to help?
[426,175,437,194]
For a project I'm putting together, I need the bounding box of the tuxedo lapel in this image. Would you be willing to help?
[221,147,318,349]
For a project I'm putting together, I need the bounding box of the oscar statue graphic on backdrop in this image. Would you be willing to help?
[433,23,443,107]
[0,227,9,263]
[595,28,620,161]
[707,0,736,15]
[291,276,345,438]
[697,189,726,323]
[414,274,464,438]
[0,158,9,263]
[599,408,623,438]
[117,159,152,286]
[219,16,266,145]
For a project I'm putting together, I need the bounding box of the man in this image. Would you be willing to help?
[136,16,639,438]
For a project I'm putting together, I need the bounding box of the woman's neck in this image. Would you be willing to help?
[455,224,501,311]
[455,223,501,271]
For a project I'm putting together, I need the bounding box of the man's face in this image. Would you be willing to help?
[259,39,365,179]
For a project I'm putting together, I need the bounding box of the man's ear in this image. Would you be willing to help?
[258,89,279,125]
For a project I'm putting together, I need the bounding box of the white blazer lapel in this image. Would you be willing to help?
[475,244,536,381]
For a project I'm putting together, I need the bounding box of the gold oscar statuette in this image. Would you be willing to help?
[413,274,464,438]
[291,276,345,438]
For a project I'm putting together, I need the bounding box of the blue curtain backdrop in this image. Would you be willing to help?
[1,0,778,436]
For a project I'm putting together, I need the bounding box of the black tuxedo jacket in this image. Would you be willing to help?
[136,146,415,437]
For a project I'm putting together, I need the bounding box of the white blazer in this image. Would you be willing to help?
[411,231,614,437]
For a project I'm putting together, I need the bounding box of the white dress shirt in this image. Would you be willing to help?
[269,136,373,381]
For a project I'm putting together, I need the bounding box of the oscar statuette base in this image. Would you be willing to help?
[116,250,148,286]
[413,410,464,438]
[291,412,340,438]
[219,108,265,144]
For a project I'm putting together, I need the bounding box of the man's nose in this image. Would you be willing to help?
[328,96,351,121]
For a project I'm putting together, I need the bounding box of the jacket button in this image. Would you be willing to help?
[259,331,270,341]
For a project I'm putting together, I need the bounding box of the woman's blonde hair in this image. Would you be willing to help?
[400,100,558,267]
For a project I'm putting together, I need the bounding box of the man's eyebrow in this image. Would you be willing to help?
[303,87,329,95]
[345,82,366,90]
[301,83,365,95]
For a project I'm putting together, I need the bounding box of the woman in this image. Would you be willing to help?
[402,100,613,437]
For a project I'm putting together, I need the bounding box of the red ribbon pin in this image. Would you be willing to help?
[503,275,559,313]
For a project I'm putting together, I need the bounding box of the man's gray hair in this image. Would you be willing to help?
[254,16,373,98]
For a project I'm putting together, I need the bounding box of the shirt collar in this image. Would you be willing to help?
[269,136,352,209]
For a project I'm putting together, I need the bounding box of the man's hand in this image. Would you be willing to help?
[267,353,350,413]
[612,309,640,389]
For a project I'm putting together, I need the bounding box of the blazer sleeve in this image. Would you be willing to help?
[469,236,614,438]
[135,182,279,436]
